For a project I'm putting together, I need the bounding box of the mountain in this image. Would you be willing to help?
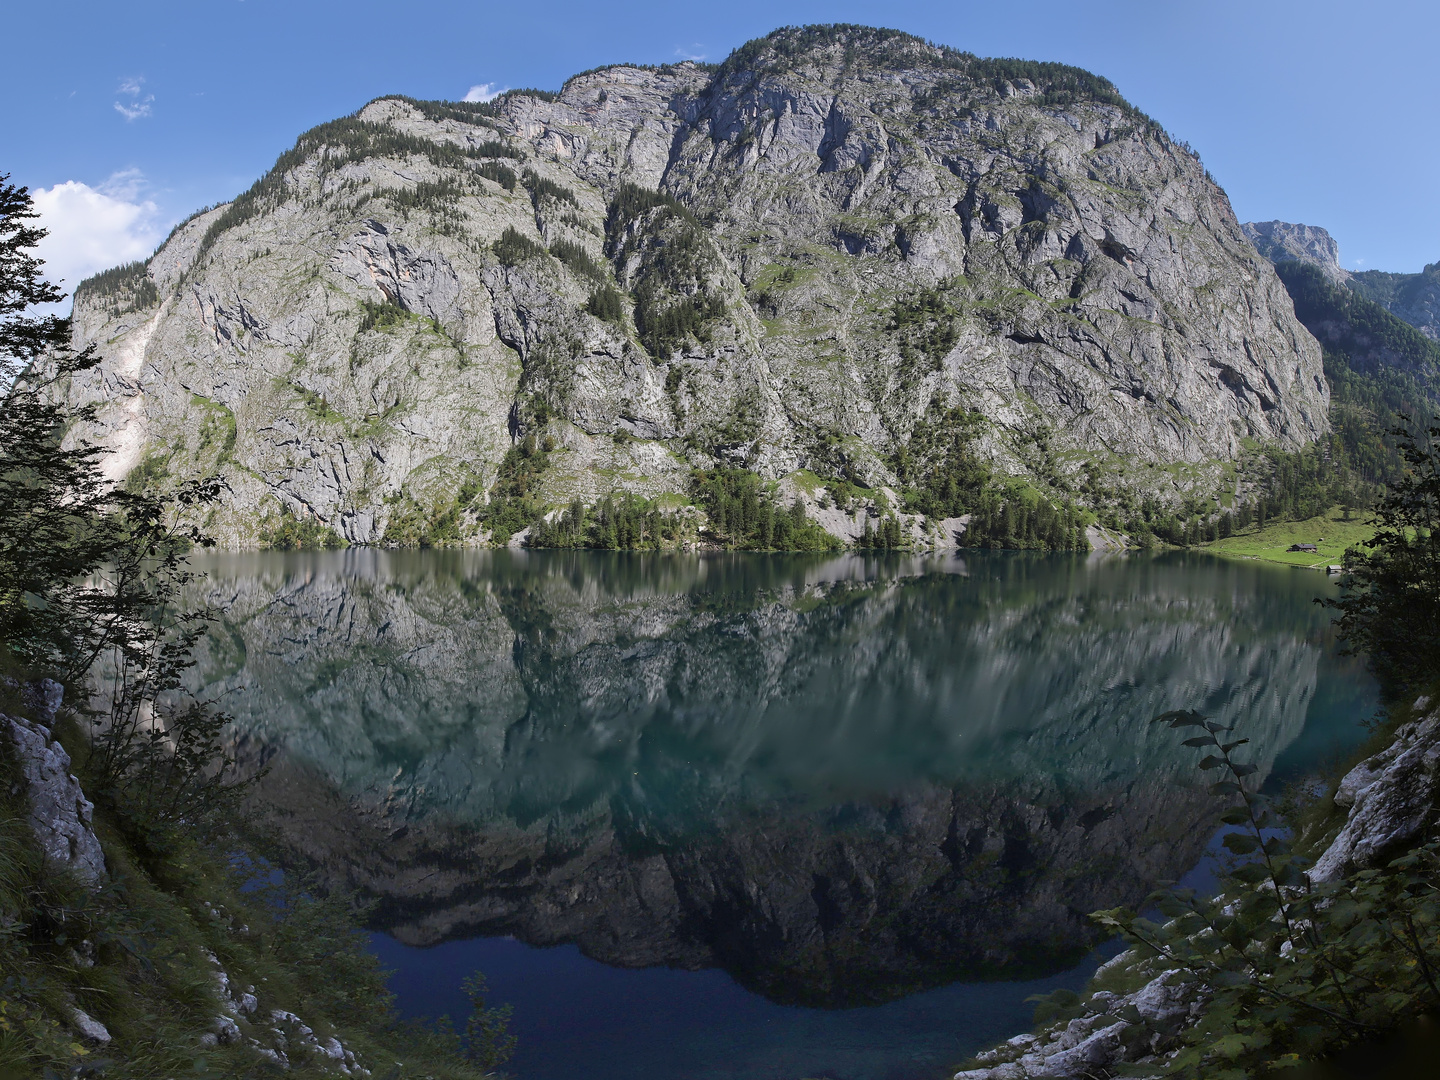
[60,25,1327,547]
[1240,220,1348,283]
[1350,261,1440,342]
[1242,221,1440,486]
[1239,218,1440,345]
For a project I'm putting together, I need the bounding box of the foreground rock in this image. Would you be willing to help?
[60,26,1327,545]
[953,697,1440,1078]
[1,680,107,884]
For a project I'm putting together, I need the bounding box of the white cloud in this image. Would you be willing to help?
[29,172,168,310]
[674,45,707,61]
[463,82,505,103]
[114,75,154,121]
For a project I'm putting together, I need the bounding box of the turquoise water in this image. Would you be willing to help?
[192,550,1376,1079]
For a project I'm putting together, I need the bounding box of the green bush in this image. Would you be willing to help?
[961,487,1089,551]
[586,285,628,323]
[259,507,348,550]
[887,286,959,373]
[358,298,410,332]
[692,469,840,551]
[493,226,546,267]
[550,238,607,283]
[530,494,693,550]
[475,161,517,190]
[72,261,159,317]
[1326,417,1440,698]
[477,435,551,544]
[523,168,579,208]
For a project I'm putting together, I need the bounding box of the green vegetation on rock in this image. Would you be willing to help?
[606,183,728,359]
[1326,418,1440,698]
[692,468,841,551]
[72,261,158,318]
[493,225,546,267]
[259,507,348,550]
[529,494,694,549]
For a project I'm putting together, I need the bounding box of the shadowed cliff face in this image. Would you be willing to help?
[193,551,1339,1005]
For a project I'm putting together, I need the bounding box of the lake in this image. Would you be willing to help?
[189,549,1376,1080]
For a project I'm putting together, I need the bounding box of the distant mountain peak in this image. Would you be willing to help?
[1242,220,1348,283]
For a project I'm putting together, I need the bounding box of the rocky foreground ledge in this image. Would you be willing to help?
[954,698,1440,1080]
[1,684,372,1073]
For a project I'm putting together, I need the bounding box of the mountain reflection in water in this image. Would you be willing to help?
[190,550,1370,1007]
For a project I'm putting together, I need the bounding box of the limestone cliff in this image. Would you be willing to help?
[61,25,1327,546]
[1240,221,1348,283]
[1243,219,1440,345]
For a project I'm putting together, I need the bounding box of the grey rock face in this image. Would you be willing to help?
[61,28,1328,546]
[69,1006,112,1044]
[1242,221,1440,342]
[955,968,1203,1078]
[1242,220,1348,282]
[1310,699,1440,882]
[2,680,108,884]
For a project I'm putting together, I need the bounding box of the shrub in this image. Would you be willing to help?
[586,285,628,323]
[522,168,579,208]
[493,226,546,267]
[358,298,410,332]
[692,469,840,551]
[259,507,347,550]
[72,261,159,317]
[475,161,517,191]
[1325,416,1440,698]
[550,238,606,283]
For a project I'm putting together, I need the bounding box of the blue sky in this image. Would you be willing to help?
[7,0,1437,300]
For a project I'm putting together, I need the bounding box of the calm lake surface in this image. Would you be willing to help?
[190,550,1376,1080]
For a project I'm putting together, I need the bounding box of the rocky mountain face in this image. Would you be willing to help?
[188,551,1326,1004]
[1350,261,1440,342]
[1245,223,1440,402]
[1244,219,1440,346]
[1240,221,1347,283]
[60,26,1327,546]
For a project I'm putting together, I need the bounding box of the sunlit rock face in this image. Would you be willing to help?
[62,26,1325,545]
[189,551,1332,1005]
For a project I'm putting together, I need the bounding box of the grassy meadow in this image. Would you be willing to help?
[1200,507,1375,568]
